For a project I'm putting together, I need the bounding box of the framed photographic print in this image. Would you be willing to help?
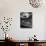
[20,12,32,28]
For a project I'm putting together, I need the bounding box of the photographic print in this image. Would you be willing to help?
[20,12,32,28]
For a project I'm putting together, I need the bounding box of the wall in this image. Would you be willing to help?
[0,0,46,40]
